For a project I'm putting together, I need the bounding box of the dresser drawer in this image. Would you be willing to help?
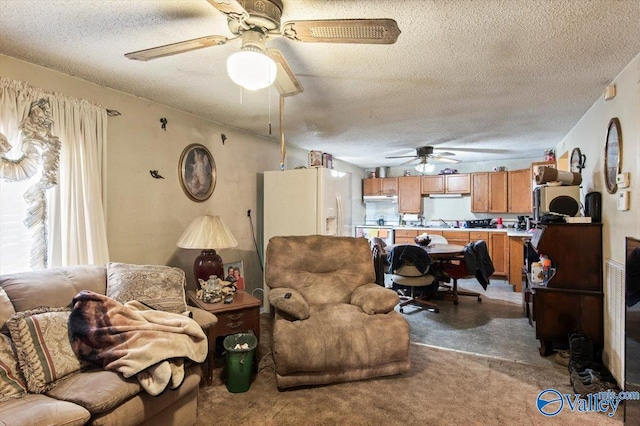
[216,307,260,336]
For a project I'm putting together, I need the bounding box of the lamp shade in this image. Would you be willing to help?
[227,50,277,91]
[177,214,238,250]
[177,214,238,283]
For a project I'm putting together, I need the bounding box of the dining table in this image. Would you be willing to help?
[385,243,465,260]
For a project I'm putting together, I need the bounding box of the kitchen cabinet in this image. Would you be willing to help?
[508,236,528,292]
[445,174,471,194]
[421,174,470,195]
[508,169,532,213]
[420,175,444,194]
[394,229,419,245]
[380,178,398,195]
[526,223,603,356]
[471,172,508,213]
[397,176,422,213]
[442,230,469,247]
[489,172,508,212]
[362,177,397,196]
[469,231,489,242]
[394,228,443,245]
[468,231,507,277]
[488,232,508,276]
[471,173,489,211]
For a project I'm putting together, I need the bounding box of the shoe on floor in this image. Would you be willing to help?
[553,349,570,367]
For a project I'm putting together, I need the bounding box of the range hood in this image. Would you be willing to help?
[362,195,398,203]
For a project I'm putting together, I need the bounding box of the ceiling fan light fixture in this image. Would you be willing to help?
[415,161,435,174]
[227,29,277,91]
[227,50,277,90]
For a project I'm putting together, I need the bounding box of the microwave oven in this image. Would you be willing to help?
[533,185,581,220]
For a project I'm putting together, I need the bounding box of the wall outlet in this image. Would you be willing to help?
[618,191,630,211]
[616,172,630,188]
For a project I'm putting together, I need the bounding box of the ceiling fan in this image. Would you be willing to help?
[386,146,461,164]
[386,146,460,173]
[124,0,401,97]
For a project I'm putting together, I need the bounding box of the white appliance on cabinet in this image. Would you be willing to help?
[263,168,352,246]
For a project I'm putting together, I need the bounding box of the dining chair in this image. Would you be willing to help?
[388,245,439,313]
[438,240,492,305]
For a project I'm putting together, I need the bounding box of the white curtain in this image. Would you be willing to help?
[0,77,109,269]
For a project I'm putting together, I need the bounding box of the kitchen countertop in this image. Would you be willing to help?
[392,226,533,238]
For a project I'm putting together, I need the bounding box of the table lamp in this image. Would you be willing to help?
[176,213,238,284]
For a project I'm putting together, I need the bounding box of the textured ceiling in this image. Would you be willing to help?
[1,0,639,168]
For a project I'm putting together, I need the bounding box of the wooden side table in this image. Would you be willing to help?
[186,290,261,385]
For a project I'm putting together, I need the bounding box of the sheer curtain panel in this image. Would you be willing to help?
[0,77,109,273]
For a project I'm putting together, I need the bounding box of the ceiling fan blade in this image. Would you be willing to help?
[206,0,248,19]
[429,155,460,164]
[267,49,304,97]
[385,155,416,159]
[400,157,420,166]
[125,35,228,61]
[281,19,400,44]
[433,151,455,156]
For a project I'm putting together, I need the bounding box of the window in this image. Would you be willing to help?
[0,177,39,274]
[1,77,110,273]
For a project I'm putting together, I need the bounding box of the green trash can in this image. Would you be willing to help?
[223,333,258,393]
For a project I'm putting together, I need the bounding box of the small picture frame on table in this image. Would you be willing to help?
[224,261,245,291]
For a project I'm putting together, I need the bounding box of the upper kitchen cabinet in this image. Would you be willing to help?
[445,174,471,194]
[362,177,398,196]
[421,174,470,195]
[380,177,398,195]
[398,176,422,213]
[508,169,533,213]
[471,172,508,213]
[420,175,444,194]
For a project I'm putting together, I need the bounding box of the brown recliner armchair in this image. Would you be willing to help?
[265,235,410,390]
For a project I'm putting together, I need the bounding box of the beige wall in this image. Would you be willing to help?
[554,53,640,383]
[0,54,364,295]
[556,53,639,263]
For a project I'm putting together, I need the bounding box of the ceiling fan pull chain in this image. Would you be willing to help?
[268,86,272,135]
[279,95,286,171]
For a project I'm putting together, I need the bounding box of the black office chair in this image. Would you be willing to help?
[387,245,439,313]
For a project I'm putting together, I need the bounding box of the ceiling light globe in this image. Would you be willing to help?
[227,51,277,91]
[415,162,435,174]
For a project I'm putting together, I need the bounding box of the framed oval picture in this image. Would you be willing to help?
[604,117,622,194]
[179,143,216,202]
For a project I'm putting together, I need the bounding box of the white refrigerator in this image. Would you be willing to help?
[263,167,352,249]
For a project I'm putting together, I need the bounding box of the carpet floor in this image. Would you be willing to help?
[196,290,623,426]
[197,342,621,425]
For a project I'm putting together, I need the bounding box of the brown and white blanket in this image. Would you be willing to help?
[68,290,207,395]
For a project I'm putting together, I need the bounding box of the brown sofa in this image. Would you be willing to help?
[265,235,410,390]
[0,265,217,426]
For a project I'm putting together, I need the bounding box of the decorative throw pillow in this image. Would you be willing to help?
[0,333,27,401]
[7,307,87,393]
[106,263,187,314]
